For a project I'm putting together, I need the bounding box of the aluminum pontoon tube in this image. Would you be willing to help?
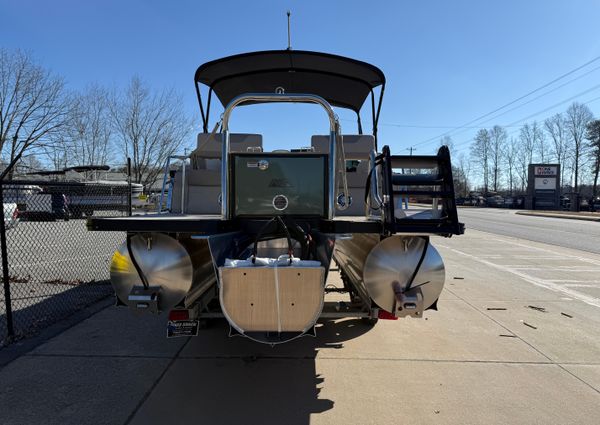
[334,235,445,313]
[110,233,217,312]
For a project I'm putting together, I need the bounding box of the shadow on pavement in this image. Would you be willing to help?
[0,283,111,346]
[130,318,374,425]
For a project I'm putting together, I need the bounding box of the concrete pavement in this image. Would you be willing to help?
[1,228,600,424]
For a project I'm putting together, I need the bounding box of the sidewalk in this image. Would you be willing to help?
[516,210,600,222]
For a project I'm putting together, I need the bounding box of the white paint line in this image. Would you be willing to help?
[511,256,565,260]
[503,267,600,272]
[549,279,600,283]
[488,237,600,266]
[564,284,600,288]
[438,244,600,308]
[491,266,600,271]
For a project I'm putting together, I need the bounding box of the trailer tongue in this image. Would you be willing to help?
[89,49,463,344]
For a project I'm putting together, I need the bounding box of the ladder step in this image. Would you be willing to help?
[393,190,454,197]
[392,174,443,186]
[389,155,440,169]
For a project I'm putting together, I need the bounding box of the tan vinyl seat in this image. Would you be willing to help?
[311,135,375,216]
[171,133,262,213]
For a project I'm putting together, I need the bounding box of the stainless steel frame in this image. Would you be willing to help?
[220,93,340,220]
[369,150,384,217]
[158,155,189,214]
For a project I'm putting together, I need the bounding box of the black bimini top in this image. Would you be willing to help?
[194,50,386,113]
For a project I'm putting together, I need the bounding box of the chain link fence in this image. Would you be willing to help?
[1,180,130,346]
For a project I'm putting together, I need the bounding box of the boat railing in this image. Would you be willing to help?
[157,155,189,214]
[220,93,341,220]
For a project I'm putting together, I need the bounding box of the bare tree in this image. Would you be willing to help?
[110,76,190,189]
[544,113,568,190]
[488,125,506,192]
[504,137,519,194]
[470,129,491,193]
[516,138,530,192]
[586,119,600,198]
[532,121,548,162]
[0,48,69,178]
[519,123,537,165]
[454,152,471,197]
[15,152,43,174]
[42,138,69,171]
[565,102,593,191]
[66,84,113,168]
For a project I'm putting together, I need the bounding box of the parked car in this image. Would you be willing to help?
[588,196,600,212]
[3,202,19,229]
[503,195,525,209]
[485,195,504,208]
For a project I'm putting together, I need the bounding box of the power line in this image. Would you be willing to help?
[450,93,600,154]
[339,118,521,129]
[411,53,600,147]
[367,63,600,133]
[415,64,600,145]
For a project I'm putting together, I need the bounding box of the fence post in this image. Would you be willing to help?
[0,180,14,340]
[127,157,132,217]
[1,151,24,341]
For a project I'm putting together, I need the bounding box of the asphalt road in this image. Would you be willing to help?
[457,208,600,254]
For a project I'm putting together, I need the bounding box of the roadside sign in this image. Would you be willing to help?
[534,166,557,176]
[527,164,560,210]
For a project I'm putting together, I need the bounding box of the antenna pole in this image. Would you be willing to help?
[287,11,292,50]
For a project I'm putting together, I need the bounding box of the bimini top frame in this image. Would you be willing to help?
[194,49,386,146]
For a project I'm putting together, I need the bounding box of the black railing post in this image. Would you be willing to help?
[127,157,132,217]
[0,151,23,341]
[0,180,15,340]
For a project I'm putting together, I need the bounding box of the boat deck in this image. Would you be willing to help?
[87,210,462,236]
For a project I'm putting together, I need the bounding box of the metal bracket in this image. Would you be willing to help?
[127,285,161,313]
[392,283,424,318]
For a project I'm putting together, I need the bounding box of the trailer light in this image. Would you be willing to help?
[168,309,190,321]
[377,309,398,320]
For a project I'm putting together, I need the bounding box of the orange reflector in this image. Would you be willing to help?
[377,310,398,320]
[168,309,189,321]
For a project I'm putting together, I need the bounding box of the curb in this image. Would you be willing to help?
[515,211,600,222]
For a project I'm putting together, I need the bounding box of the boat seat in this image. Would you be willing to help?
[310,134,375,160]
[191,133,263,166]
[171,133,262,213]
[311,135,375,216]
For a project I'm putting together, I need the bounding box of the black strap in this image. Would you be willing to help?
[251,216,294,265]
[126,234,149,289]
[405,237,429,292]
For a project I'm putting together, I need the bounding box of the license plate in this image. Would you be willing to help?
[167,320,199,338]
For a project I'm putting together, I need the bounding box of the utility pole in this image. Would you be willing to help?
[406,146,417,156]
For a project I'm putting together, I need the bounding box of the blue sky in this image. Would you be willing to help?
[2,0,600,157]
